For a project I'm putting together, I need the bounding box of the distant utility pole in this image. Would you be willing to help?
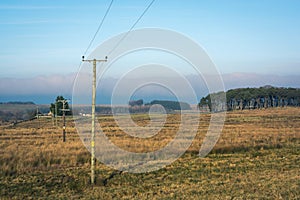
[82,56,107,185]
[36,106,40,128]
[55,102,58,126]
[58,99,70,142]
[36,106,39,119]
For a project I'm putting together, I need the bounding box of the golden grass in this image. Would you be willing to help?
[0,107,299,199]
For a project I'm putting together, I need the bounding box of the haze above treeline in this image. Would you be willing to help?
[1,73,300,104]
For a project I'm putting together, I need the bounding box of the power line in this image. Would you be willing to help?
[71,0,114,95]
[84,0,114,56]
[73,0,155,92]
[107,0,156,56]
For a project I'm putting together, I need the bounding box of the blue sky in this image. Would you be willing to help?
[1,0,300,104]
[1,0,300,78]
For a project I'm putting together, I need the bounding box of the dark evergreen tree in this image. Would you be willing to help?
[50,96,71,116]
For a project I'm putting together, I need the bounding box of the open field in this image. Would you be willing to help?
[0,107,299,199]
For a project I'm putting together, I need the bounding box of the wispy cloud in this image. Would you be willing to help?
[15,34,49,38]
[0,19,86,25]
[0,20,53,25]
[0,5,61,10]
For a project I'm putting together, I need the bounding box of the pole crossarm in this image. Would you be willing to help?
[82,56,107,63]
[58,99,69,104]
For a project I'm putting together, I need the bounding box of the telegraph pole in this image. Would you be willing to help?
[58,99,70,142]
[36,106,40,129]
[82,56,107,185]
[55,102,58,126]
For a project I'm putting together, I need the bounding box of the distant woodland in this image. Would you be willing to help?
[128,99,191,113]
[198,86,300,112]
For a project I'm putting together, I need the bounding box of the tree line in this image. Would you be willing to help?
[198,86,300,111]
[129,99,191,113]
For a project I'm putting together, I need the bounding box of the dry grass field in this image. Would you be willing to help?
[0,107,299,199]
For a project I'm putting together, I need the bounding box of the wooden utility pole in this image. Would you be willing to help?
[36,106,40,129]
[82,56,107,185]
[55,102,58,126]
[58,99,70,142]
